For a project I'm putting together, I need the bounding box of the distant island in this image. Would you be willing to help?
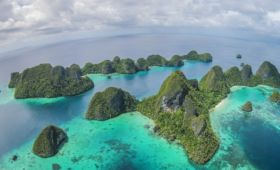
[8,50,212,98]
[82,50,212,75]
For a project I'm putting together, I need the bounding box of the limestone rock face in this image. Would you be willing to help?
[32,125,68,158]
[183,96,198,117]
[191,118,207,136]
[241,64,253,82]
[157,71,190,112]
[242,101,253,112]
[86,87,137,120]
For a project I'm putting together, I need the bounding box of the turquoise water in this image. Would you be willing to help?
[1,67,280,169]
[207,86,280,170]
[0,61,211,159]
[1,83,280,170]
[0,36,280,169]
[0,112,195,170]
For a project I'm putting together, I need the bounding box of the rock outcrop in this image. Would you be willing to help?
[269,91,280,104]
[157,71,190,112]
[242,101,253,112]
[86,87,138,120]
[32,125,68,158]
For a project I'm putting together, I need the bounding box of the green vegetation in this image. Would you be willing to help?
[32,125,68,158]
[146,55,168,66]
[225,66,243,87]
[256,61,280,87]
[137,71,219,164]
[86,87,138,120]
[9,64,94,98]
[82,50,213,75]
[136,61,280,164]
[8,72,21,88]
[199,66,230,95]
[181,50,213,62]
[270,91,280,104]
[242,101,253,112]
[167,55,184,67]
[136,58,149,71]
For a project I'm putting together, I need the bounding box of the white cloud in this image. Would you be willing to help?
[0,0,280,45]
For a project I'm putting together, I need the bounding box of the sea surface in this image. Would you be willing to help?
[0,33,279,170]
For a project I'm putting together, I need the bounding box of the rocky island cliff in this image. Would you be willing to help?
[9,64,94,98]
[32,125,68,158]
[86,87,138,120]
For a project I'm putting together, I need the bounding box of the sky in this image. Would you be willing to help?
[1,0,280,49]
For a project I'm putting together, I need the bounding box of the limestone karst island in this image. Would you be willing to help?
[0,1,280,170]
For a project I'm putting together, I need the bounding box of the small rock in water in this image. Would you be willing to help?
[12,155,18,161]
[236,54,242,59]
[52,163,61,170]
[242,101,253,112]
[153,125,160,133]
[144,124,150,129]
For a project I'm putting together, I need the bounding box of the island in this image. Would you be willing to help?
[242,101,253,112]
[32,125,68,158]
[82,50,213,75]
[25,59,280,165]
[139,60,280,164]
[181,50,213,62]
[8,64,94,98]
[8,50,212,99]
[85,87,138,120]
[137,71,219,164]
[270,91,280,103]
[236,54,242,59]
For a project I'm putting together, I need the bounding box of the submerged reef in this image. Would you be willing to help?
[86,87,138,120]
[32,125,68,158]
[9,64,94,98]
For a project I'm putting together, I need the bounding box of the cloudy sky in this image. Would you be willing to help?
[1,0,280,48]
